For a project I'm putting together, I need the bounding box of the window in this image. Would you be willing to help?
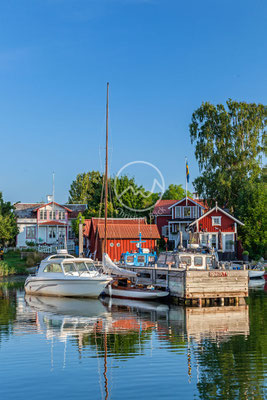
[58,227,65,239]
[49,227,56,239]
[192,207,197,218]
[53,211,56,220]
[212,216,221,226]
[26,226,36,239]
[116,243,121,247]
[44,263,63,273]
[201,234,209,246]
[126,256,134,263]
[171,224,178,233]
[194,256,203,266]
[175,207,181,218]
[180,256,191,266]
[225,234,234,251]
[86,262,97,272]
[110,243,114,247]
[183,207,191,217]
[40,210,44,220]
[148,256,155,263]
[63,263,77,274]
[206,257,212,267]
[137,256,145,263]
[211,234,217,248]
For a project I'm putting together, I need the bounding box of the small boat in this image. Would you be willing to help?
[24,249,112,298]
[247,265,265,279]
[104,278,169,300]
[120,233,157,267]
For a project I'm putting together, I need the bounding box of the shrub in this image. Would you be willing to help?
[26,252,44,268]
[0,261,16,277]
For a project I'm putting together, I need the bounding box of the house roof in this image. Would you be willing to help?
[34,202,73,212]
[168,197,208,209]
[14,203,87,219]
[152,200,176,215]
[96,223,160,239]
[189,206,244,227]
[38,221,67,226]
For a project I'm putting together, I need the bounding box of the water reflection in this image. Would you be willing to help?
[0,280,266,400]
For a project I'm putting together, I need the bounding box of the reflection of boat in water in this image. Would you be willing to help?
[25,250,112,298]
[24,295,110,340]
[101,296,169,313]
[248,278,265,288]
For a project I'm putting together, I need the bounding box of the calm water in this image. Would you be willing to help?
[0,280,266,400]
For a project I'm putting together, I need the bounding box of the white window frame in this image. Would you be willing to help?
[212,216,221,226]
[225,234,234,252]
[183,207,191,218]
[175,206,181,218]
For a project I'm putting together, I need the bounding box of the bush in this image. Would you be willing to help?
[242,250,249,256]
[0,261,16,277]
[25,241,36,247]
[25,252,45,268]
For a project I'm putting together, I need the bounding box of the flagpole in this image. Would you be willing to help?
[185,157,188,206]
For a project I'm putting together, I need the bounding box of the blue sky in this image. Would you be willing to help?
[0,0,266,204]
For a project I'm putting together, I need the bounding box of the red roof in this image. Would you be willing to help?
[83,220,91,236]
[96,224,160,239]
[152,200,176,215]
[38,221,67,226]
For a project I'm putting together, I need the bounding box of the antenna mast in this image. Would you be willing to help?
[104,82,109,254]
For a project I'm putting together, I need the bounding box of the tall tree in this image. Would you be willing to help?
[190,100,266,210]
[162,184,192,200]
[68,171,160,218]
[0,193,18,246]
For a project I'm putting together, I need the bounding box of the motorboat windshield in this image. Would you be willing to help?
[62,260,99,277]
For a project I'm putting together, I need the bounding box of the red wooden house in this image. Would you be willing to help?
[152,200,176,237]
[83,218,160,261]
[189,204,244,259]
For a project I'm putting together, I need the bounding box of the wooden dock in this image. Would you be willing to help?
[122,266,249,305]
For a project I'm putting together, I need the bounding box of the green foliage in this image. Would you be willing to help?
[190,99,266,210]
[0,193,18,246]
[68,171,160,218]
[25,252,44,268]
[235,178,267,259]
[162,184,192,200]
[71,212,85,238]
[0,261,16,277]
[25,241,36,247]
[190,100,267,257]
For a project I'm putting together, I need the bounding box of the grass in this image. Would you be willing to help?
[0,251,27,276]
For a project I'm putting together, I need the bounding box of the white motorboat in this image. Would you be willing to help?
[248,278,265,288]
[24,250,112,298]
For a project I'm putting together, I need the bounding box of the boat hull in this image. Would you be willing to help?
[24,277,111,298]
[104,286,169,300]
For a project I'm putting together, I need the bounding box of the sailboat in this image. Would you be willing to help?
[101,83,169,301]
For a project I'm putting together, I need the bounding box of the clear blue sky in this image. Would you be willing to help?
[0,0,266,204]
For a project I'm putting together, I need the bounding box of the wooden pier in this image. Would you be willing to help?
[123,266,249,305]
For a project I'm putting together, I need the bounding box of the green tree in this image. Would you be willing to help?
[189,100,266,210]
[0,193,18,246]
[69,171,160,218]
[235,177,267,259]
[162,184,192,200]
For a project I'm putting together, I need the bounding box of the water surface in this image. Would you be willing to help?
[0,280,266,400]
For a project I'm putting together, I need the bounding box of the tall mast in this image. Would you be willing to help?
[104,82,109,254]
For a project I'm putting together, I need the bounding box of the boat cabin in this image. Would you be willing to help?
[157,248,218,270]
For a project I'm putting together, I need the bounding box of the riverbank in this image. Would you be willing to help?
[0,251,27,277]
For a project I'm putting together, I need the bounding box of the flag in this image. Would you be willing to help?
[186,160,190,183]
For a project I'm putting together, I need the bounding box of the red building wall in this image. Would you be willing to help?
[198,210,236,233]
[155,215,171,236]
[95,238,157,261]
